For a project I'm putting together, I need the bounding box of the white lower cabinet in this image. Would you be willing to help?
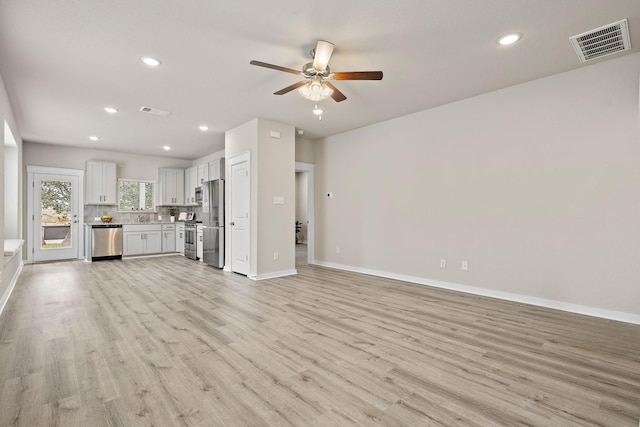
[196,224,203,261]
[123,224,162,256]
[176,223,185,255]
[162,224,176,253]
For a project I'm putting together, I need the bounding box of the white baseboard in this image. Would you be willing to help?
[251,269,298,281]
[0,260,24,319]
[314,260,640,325]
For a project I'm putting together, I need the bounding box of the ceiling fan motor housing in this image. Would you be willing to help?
[302,62,331,78]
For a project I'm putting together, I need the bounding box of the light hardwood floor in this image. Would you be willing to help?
[0,247,639,426]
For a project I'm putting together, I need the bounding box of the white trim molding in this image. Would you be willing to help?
[314,260,640,325]
[250,269,298,281]
[0,261,23,319]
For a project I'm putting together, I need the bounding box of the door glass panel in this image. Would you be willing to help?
[40,179,72,250]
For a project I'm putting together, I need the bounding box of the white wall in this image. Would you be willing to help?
[256,119,295,276]
[0,70,24,305]
[295,137,315,164]
[23,142,192,180]
[4,128,19,238]
[194,149,225,166]
[314,52,640,319]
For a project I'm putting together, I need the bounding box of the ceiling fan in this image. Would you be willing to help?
[250,40,383,103]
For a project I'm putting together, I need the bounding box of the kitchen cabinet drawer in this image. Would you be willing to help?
[123,224,161,233]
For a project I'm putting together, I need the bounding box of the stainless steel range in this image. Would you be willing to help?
[184,222,198,260]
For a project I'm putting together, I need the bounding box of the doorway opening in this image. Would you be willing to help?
[295,162,314,266]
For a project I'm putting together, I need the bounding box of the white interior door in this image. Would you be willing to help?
[32,173,80,262]
[229,154,250,275]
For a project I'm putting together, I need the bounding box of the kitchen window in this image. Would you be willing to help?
[118,179,156,211]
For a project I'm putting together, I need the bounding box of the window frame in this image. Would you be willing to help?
[117,178,157,212]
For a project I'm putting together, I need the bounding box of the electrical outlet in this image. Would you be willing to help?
[440,259,446,268]
[273,252,279,260]
[336,246,341,254]
[461,261,468,271]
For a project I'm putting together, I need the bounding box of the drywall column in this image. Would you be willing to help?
[225,118,296,279]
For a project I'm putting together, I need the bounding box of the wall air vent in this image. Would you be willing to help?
[570,19,631,63]
[139,106,172,116]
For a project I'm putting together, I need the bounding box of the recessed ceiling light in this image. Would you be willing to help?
[497,33,521,46]
[89,136,99,141]
[141,56,161,67]
[104,106,118,114]
[163,145,171,151]
[199,125,209,131]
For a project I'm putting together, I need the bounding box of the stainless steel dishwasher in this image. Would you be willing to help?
[91,224,123,261]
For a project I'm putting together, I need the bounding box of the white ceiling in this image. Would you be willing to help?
[1,0,639,160]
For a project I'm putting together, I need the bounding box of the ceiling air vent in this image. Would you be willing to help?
[139,106,172,116]
[570,19,631,63]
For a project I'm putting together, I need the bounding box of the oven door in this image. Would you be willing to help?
[184,226,197,260]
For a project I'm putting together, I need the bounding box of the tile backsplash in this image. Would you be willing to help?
[84,205,201,223]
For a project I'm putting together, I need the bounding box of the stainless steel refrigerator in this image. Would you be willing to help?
[201,179,224,268]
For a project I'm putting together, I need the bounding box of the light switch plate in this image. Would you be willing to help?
[273,196,285,205]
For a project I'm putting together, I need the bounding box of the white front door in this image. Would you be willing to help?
[229,153,250,275]
[32,173,81,262]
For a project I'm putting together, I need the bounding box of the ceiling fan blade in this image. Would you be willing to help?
[274,81,307,95]
[325,82,347,102]
[250,60,301,75]
[333,71,383,80]
[312,40,335,71]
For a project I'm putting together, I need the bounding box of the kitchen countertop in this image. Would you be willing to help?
[85,221,185,226]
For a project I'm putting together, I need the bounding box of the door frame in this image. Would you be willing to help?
[225,152,251,274]
[26,166,84,263]
[295,162,315,264]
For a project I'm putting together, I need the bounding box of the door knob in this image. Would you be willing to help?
[230,222,235,226]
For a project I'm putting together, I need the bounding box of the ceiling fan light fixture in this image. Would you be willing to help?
[312,40,335,71]
[313,105,324,115]
[298,79,333,101]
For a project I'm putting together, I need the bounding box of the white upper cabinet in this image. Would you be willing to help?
[158,168,184,206]
[184,166,198,205]
[208,158,225,181]
[85,161,117,205]
[197,163,208,185]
